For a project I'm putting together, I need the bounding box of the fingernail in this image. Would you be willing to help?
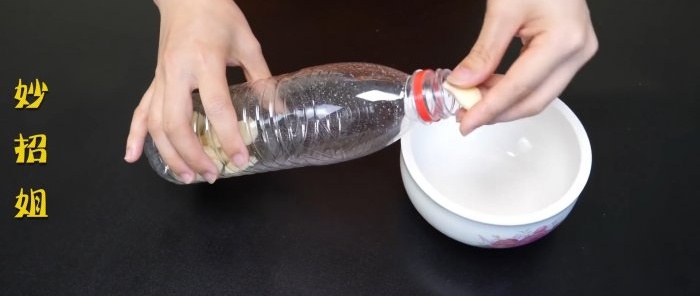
[447,65,475,85]
[203,172,217,184]
[124,147,133,162]
[232,153,248,168]
[179,172,194,184]
[456,110,464,122]
[460,125,475,136]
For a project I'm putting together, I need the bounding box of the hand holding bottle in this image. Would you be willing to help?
[124,0,271,184]
[447,0,598,135]
[124,0,598,185]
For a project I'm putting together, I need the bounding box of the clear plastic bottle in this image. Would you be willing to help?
[144,63,460,184]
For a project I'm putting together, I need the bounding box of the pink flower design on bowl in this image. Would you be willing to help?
[481,225,552,248]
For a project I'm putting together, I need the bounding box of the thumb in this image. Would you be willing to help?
[447,7,520,87]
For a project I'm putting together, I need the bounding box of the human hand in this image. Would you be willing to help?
[124,0,271,184]
[447,0,598,135]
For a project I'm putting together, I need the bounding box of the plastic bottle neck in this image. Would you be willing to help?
[403,69,460,123]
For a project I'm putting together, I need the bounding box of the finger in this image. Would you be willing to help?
[458,36,570,135]
[224,4,271,82]
[162,73,220,184]
[446,3,521,87]
[479,74,506,90]
[453,73,502,121]
[238,41,272,82]
[455,109,465,122]
[494,48,592,123]
[125,81,155,163]
[196,61,251,170]
[486,23,598,124]
[148,80,197,184]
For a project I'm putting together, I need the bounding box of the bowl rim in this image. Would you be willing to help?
[400,98,592,226]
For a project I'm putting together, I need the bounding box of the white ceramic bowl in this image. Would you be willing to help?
[400,99,591,248]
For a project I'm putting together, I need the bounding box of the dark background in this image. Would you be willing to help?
[1,0,698,295]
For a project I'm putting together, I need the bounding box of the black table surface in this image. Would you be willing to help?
[2,0,699,295]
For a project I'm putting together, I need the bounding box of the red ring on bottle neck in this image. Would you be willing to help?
[412,70,433,122]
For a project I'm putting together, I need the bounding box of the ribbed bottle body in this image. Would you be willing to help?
[145,63,411,183]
